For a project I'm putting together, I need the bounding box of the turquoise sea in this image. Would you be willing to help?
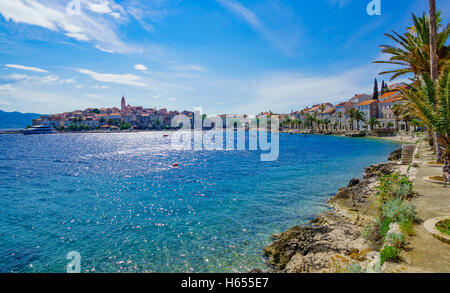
[0,132,399,272]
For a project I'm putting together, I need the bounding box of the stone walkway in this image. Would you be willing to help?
[394,141,450,273]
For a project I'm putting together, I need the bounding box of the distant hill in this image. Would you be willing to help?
[0,110,41,129]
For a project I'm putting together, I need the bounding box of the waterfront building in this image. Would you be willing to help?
[357,100,379,130]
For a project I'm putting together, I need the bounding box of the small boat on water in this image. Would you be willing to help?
[345,132,366,137]
[163,134,169,137]
[22,125,57,135]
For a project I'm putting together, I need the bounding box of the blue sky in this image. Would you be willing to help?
[0,0,448,115]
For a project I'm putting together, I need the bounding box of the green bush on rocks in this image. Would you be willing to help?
[380,246,401,265]
[382,198,418,224]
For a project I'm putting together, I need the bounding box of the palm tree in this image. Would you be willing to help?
[410,118,422,131]
[337,112,343,130]
[290,119,296,130]
[398,106,415,132]
[320,104,326,113]
[430,0,439,80]
[333,121,338,131]
[373,12,449,80]
[317,119,323,132]
[305,114,315,131]
[392,103,416,131]
[391,104,402,131]
[353,110,366,131]
[323,118,331,131]
[347,108,356,130]
[429,0,446,161]
[367,117,380,132]
[295,119,301,130]
[400,66,449,160]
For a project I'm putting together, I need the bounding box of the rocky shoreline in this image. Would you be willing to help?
[260,149,402,273]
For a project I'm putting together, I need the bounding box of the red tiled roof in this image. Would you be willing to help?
[379,97,403,104]
[358,100,378,106]
[308,105,321,112]
[321,107,335,114]
[380,91,399,99]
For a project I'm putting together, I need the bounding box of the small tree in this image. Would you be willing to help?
[373,78,379,100]
[323,118,331,131]
[354,110,366,131]
[368,117,380,131]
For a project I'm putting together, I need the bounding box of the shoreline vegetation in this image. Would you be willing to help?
[257,135,450,273]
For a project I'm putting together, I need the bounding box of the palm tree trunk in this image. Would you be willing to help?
[429,0,443,162]
[428,129,435,148]
[429,0,438,80]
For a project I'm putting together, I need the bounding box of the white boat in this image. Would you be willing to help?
[22,125,57,135]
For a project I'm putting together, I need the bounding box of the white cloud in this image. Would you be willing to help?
[86,0,112,14]
[3,73,75,84]
[110,12,120,19]
[5,64,48,73]
[134,64,148,71]
[95,45,115,53]
[0,87,96,113]
[78,69,147,87]
[174,64,207,72]
[0,0,134,53]
[168,97,176,101]
[232,64,383,114]
[91,85,109,89]
[0,84,15,91]
[86,93,103,99]
[216,0,262,31]
[3,73,31,80]
[41,75,60,83]
[64,78,76,84]
[0,98,11,105]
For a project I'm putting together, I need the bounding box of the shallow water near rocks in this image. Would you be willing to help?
[0,132,399,272]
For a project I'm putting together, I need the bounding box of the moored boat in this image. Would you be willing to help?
[22,125,57,135]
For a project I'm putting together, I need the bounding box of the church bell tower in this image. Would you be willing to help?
[121,95,126,111]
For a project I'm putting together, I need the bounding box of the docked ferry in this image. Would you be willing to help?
[22,125,57,135]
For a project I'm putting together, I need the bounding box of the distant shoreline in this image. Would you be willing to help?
[0,129,419,145]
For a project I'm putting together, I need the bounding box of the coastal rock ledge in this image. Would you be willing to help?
[263,161,396,273]
[264,212,369,273]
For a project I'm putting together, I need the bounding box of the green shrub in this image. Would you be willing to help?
[384,232,406,249]
[436,219,450,236]
[382,198,418,223]
[376,173,414,202]
[399,221,415,236]
[380,246,401,265]
[120,122,132,130]
[346,263,363,273]
[379,217,392,238]
[362,224,375,239]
